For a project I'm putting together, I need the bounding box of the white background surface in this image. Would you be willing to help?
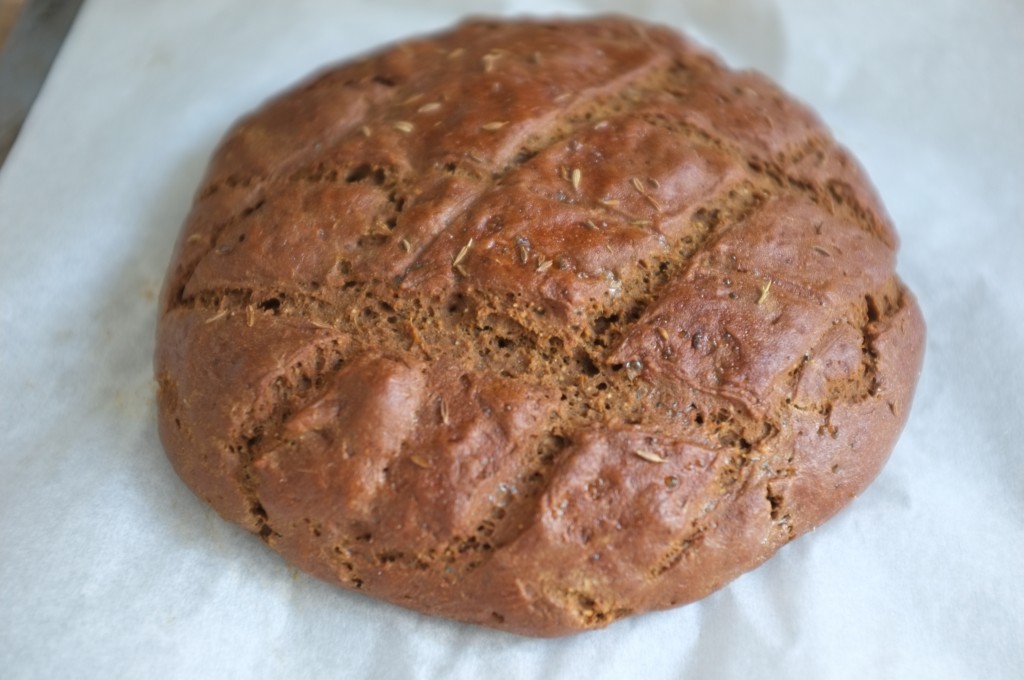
[2,0,1022,677]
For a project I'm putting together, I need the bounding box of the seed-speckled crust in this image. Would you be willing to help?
[155,16,924,637]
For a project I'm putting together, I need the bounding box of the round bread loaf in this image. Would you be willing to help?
[155,16,924,636]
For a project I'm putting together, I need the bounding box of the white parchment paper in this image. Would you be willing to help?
[2,0,1022,677]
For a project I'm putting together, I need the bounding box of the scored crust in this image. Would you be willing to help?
[154,16,924,636]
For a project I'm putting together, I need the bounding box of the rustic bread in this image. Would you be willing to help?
[154,16,924,636]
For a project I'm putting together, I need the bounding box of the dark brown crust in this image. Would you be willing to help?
[154,16,924,637]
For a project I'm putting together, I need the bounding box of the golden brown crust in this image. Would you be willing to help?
[154,15,924,636]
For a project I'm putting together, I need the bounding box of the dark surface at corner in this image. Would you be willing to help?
[0,0,85,166]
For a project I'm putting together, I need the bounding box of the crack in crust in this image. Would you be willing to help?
[154,16,923,637]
